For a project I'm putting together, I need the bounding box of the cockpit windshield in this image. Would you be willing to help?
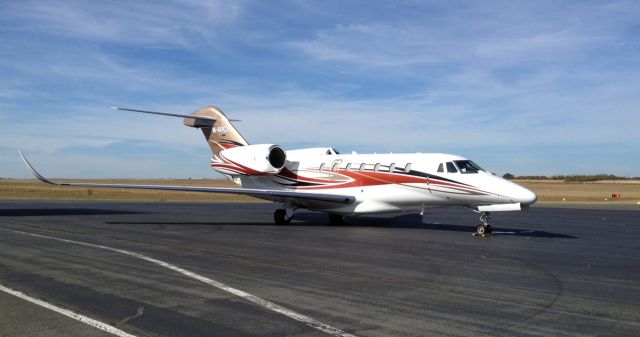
[454,160,484,174]
[325,148,341,155]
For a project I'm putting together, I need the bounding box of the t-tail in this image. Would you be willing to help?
[183,106,249,156]
[112,106,248,157]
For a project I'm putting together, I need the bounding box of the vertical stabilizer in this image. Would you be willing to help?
[183,106,249,156]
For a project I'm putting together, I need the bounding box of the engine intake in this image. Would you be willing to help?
[218,144,287,175]
[267,146,286,169]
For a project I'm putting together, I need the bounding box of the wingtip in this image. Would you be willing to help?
[17,150,55,185]
[18,149,27,163]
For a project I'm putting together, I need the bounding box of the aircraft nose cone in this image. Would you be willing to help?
[499,178,538,205]
[517,187,538,205]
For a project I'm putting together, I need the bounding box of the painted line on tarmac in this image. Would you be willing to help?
[0,283,137,337]
[2,228,357,337]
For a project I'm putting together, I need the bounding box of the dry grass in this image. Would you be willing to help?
[515,180,640,204]
[0,179,261,202]
[1,178,639,205]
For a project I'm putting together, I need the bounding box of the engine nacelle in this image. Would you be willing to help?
[218,144,286,175]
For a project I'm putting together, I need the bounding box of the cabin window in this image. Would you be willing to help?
[446,162,458,173]
[359,163,365,171]
[332,162,340,172]
[374,163,380,172]
[405,163,412,173]
[345,163,352,171]
[437,163,444,173]
[319,163,325,171]
[389,163,396,172]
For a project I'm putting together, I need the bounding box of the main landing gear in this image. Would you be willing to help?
[274,208,293,225]
[274,201,297,225]
[328,213,344,225]
[473,212,492,237]
[274,207,346,226]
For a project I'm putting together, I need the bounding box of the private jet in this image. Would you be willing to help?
[20,106,537,235]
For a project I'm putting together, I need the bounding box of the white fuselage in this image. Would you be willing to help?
[226,148,537,215]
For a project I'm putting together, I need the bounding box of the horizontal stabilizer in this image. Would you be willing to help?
[111,106,216,128]
[111,107,218,128]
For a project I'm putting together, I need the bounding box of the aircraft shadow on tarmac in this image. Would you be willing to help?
[107,213,578,239]
[0,208,144,217]
[305,213,578,239]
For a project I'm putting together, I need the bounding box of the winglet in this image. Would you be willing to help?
[18,150,57,185]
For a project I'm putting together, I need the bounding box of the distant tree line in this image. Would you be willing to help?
[502,173,640,182]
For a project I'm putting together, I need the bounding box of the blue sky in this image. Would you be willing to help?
[1,0,639,178]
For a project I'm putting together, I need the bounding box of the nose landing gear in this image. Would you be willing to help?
[473,212,492,237]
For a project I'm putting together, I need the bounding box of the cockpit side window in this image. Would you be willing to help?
[437,163,444,173]
[446,162,458,173]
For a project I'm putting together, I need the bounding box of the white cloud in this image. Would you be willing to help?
[286,1,637,73]
[287,23,447,68]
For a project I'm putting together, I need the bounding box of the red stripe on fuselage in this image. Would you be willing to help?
[285,169,425,190]
[275,168,491,195]
[277,167,349,184]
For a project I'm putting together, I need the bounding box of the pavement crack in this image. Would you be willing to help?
[115,306,144,327]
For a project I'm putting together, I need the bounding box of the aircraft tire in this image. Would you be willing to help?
[328,213,344,225]
[476,224,487,235]
[274,209,291,225]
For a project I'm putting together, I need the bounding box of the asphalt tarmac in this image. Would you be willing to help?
[0,200,638,337]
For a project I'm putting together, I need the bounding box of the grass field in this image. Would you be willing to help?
[0,179,260,202]
[515,180,640,205]
[1,178,639,205]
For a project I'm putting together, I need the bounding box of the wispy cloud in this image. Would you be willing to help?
[4,0,241,46]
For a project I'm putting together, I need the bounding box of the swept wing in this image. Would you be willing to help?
[19,151,355,205]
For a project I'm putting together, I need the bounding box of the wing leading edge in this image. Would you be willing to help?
[18,151,355,205]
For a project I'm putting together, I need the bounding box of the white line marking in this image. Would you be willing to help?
[0,283,137,337]
[1,228,357,337]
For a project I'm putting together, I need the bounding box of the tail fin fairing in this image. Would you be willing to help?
[184,106,249,156]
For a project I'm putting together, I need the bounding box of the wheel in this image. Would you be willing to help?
[328,213,344,225]
[274,209,291,225]
[476,224,487,235]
